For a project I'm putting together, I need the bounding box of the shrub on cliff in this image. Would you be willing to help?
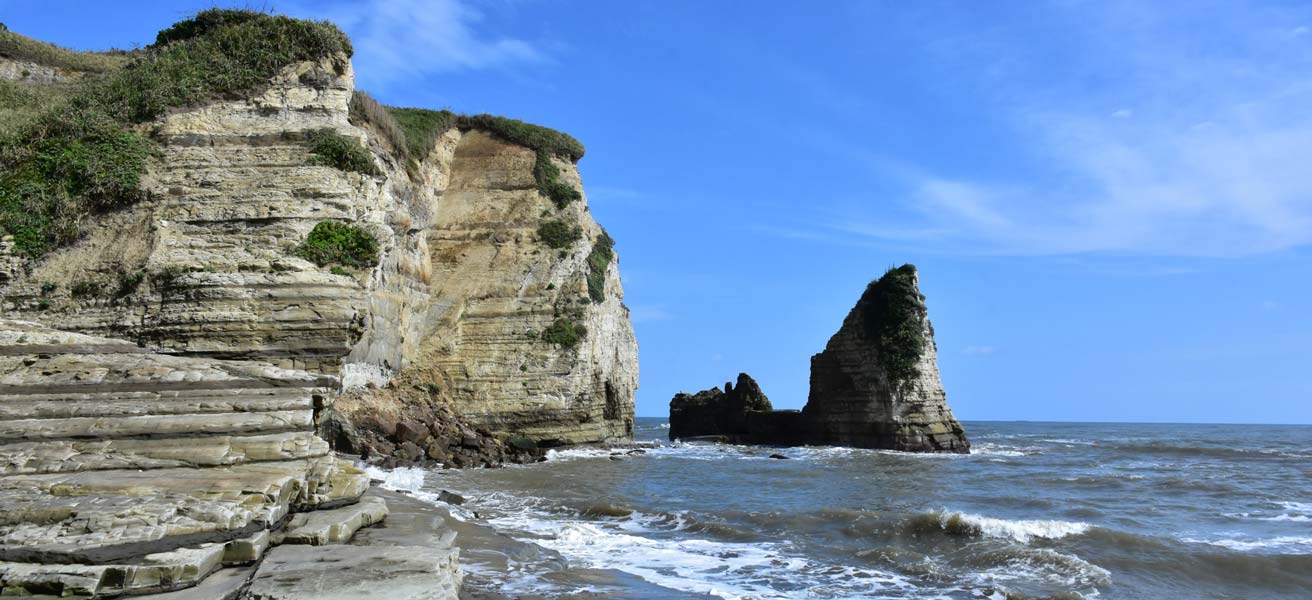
[860,264,927,384]
[586,231,615,303]
[0,9,352,259]
[542,318,587,348]
[306,129,378,176]
[532,149,582,209]
[296,222,379,269]
[537,220,581,249]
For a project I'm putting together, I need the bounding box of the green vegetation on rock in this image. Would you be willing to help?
[541,317,587,348]
[586,231,615,303]
[533,149,582,209]
[0,9,352,259]
[0,28,130,74]
[458,114,584,162]
[382,105,453,161]
[537,220,581,249]
[296,221,379,269]
[860,264,927,384]
[306,128,378,176]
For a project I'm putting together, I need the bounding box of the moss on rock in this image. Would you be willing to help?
[859,264,927,384]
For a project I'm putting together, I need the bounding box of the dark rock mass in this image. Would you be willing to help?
[668,373,772,440]
[666,265,969,453]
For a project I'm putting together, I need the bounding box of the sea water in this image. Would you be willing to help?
[371,419,1312,599]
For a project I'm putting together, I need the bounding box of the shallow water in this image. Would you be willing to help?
[372,420,1312,599]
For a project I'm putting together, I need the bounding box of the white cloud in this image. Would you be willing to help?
[963,345,996,355]
[303,0,543,89]
[771,2,1312,258]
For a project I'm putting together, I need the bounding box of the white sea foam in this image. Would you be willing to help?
[1226,501,1312,523]
[1278,501,1312,514]
[936,510,1092,544]
[1184,536,1312,553]
[965,547,1111,599]
[970,442,1040,457]
[484,510,922,600]
[364,464,429,491]
[543,447,615,462]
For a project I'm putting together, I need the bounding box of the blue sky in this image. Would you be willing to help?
[6,0,1310,423]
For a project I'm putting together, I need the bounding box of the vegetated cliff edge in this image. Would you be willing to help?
[0,13,638,467]
[669,265,969,453]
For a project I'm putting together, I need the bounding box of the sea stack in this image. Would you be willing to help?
[804,264,969,452]
[668,373,773,440]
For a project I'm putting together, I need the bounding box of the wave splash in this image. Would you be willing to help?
[913,510,1092,544]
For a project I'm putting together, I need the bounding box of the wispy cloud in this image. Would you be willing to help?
[302,0,543,89]
[768,2,1312,258]
[963,345,996,355]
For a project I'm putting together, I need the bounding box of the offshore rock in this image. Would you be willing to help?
[668,373,772,440]
[667,266,968,453]
[805,265,969,453]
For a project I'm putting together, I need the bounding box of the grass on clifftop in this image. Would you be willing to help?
[382,104,453,161]
[586,231,615,303]
[860,264,927,385]
[348,95,585,207]
[0,28,131,74]
[0,9,352,259]
[296,221,379,269]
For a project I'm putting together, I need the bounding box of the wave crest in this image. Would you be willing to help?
[913,510,1091,544]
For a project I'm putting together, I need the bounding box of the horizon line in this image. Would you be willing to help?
[632,415,1312,426]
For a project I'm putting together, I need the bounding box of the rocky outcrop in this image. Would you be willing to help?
[667,266,968,453]
[0,319,383,597]
[668,373,772,440]
[1,48,637,454]
[805,265,969,453]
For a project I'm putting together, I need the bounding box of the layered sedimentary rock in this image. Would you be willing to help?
[667,266,968,453]
[668,373,772,440]
[805,265,969,453]
[0,319,380,597]
[0,51,637,452]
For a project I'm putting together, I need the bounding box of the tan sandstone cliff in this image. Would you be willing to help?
[0,49,638,458]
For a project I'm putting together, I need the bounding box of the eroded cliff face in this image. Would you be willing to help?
[805,266,969,453]
[0,52,638,452]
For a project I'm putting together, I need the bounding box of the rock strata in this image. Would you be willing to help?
[805,265,968,452]
[0,319,388,597]
[667,266,969,453]
[1,48,637,456]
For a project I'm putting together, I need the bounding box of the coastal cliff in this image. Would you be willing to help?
[667,266,969,453]
[0,13,637,461]
[0,10,634,597]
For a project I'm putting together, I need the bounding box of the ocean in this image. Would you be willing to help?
[369,419,1312,599]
